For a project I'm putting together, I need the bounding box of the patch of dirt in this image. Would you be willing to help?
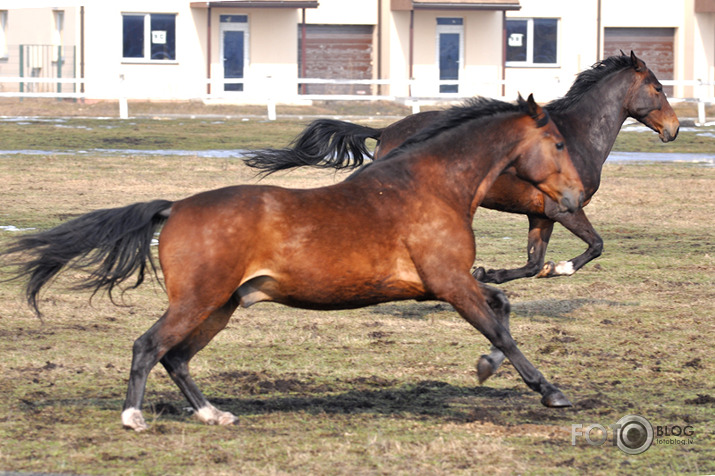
[685,394,715,405]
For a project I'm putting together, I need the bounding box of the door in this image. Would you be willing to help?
[221,17,248,92]
[436,18,463,94]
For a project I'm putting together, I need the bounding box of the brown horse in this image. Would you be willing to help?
[2,95,583,431]
[244,52,680,285]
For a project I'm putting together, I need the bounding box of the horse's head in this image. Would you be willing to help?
[623,51,680,142]
[512,94,584,213]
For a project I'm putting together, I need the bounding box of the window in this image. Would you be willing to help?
[52,11,64,63]
[123,13,176,61]
[506,18,558,66]
[0,11,7,59]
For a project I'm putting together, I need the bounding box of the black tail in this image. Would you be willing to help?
[1,199,173,316]
[243,118,383,175]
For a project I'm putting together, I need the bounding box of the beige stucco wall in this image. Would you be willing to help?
[385,9,504,98]
[207,8,300,103]
[505,0,599,102]
[80,3,301,102]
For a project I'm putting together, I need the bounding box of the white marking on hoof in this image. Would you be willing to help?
[195,404,238,426]
[122,407,148,432]
[554,261,575,276]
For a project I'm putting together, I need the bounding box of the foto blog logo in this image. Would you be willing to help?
[571,415,654,455]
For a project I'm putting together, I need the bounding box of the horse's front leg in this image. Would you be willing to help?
[473,216,554,284]
[440,275,571,407]
[538,207,603,278]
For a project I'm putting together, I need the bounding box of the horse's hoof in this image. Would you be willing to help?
[122,407,149,432]
[472,267,486,281]
[536,261,556,278]
[476,355,496,384]
[554,261,575,276]
[541,391,573,408]
[196,404,238,426]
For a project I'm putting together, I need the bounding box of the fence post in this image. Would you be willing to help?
[19,45,24,99]
[697,79,706,126]
[56,45,62,97]
[266,76,276,121]
[119,74,129,119]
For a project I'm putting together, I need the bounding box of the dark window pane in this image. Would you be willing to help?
[123,15,144,58]
[506,20,527,62]
[150,14,175,60]
[437,17,462,26]
[220,15,247,23]
[534,18,557,64]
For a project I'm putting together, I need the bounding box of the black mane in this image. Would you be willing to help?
[382,97,524,161]
[546,54,637,112]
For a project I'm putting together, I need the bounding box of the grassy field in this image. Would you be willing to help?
[0,107,713,475]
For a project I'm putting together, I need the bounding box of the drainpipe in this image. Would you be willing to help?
[377,0,382,96]
[80,5,85,97]
[596,0,601,60]
[301,8,306,94]
[409,9,414,97]
[207,6,212,95]
[501,10,506,98]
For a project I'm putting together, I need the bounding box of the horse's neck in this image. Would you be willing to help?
[415,124,520,217]
[552,73,631,169]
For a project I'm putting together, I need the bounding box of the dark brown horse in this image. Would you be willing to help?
[244,52,680,285]
[3,95,583,431]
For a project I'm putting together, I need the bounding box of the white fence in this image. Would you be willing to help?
[0,76,713,123]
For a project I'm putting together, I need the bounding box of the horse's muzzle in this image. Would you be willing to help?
[560,189,584,213]
[659,122,680,142]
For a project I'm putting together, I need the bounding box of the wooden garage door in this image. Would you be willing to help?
[604,27,674,95]
[299,25,374,95]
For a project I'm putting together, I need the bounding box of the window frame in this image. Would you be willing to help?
[219,14,249,93]
[505,17,560,68]
[122,12,177,64]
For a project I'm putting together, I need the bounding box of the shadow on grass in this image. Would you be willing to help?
[211,380,531,423]
[361,298,635,322]
[23,378,592,428]
[511,298,637,319]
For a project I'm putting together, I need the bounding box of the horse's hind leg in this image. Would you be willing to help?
[122,300,235,431]
[160,294,240,426]
[475,283,510,384]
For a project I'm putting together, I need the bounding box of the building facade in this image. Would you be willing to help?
[1,0,714,103]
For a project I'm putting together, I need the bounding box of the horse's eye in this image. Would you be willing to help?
[555,142,565,151]
[655,85,663,93]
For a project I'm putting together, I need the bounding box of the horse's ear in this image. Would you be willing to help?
[524,93,549,128]
[630,50,646,72]
[525,93,540,117]
[516,92,526,107]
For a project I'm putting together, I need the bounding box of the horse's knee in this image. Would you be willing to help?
[484,287,510,315]
[591,237,604,257]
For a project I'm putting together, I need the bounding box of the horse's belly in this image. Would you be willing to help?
[237,266,426,310]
